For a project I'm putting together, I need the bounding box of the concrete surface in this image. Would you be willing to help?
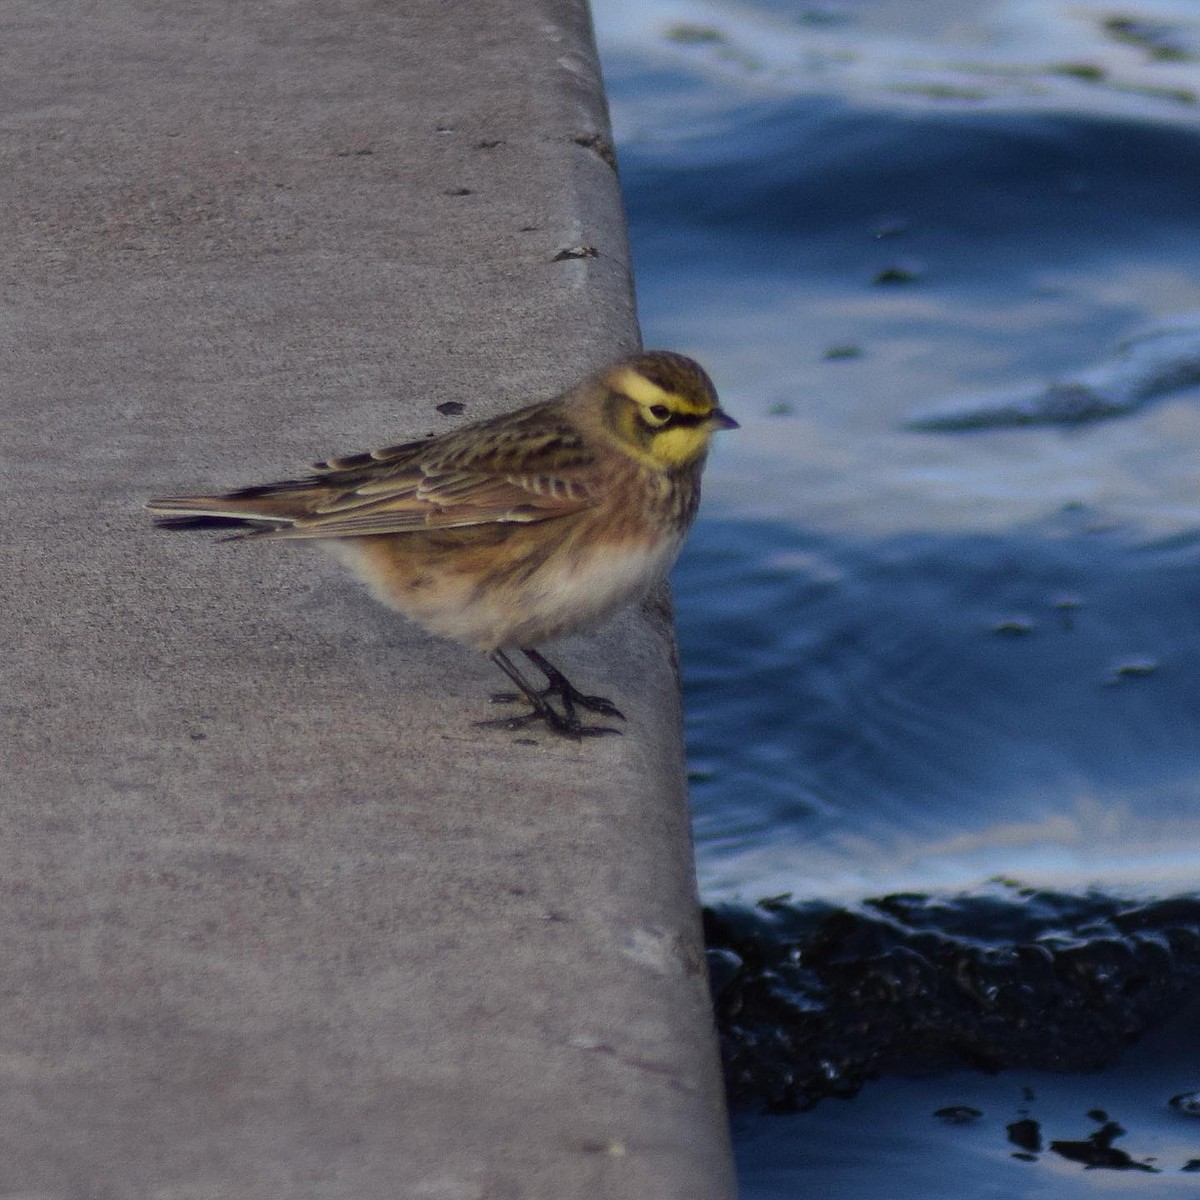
[0,2,735,1197]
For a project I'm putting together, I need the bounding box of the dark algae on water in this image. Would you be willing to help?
[706,886,1200,1112]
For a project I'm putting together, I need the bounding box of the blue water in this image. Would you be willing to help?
[594,1,1200,1193]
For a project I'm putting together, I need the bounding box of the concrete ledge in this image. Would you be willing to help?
[1,1,735,1196]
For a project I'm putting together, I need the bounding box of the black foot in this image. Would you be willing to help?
[489,688,624,720]
[475,708,623,740]
[483,648,624,739]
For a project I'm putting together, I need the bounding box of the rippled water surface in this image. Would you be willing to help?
[593,0,1200,1193]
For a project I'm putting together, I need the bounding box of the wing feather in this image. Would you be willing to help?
[264,405,605,536]
[154,400,608,540]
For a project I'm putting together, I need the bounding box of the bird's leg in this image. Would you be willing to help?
[480,649,621,738]
[484,649,556,724]
[489,649,625,721]
[521,648,625,721]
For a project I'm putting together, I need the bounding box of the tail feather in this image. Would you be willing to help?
[151,514,279,535]
[146,487,316,536]
[147,491,306,514]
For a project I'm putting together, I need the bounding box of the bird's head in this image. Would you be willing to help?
[601,351,738,470]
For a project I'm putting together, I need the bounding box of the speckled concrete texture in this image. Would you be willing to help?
[0,1,734,1196]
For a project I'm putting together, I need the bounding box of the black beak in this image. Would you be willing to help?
[711,408,740,431]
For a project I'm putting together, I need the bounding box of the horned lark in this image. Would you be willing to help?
[148,351,737,737]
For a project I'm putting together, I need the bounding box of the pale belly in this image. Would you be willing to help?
[327,532,684,651]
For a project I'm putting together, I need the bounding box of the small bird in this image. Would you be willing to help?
[148,350,737,737]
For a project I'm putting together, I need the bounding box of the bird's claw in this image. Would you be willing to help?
[476,709,623,739]
[489,687,624,720]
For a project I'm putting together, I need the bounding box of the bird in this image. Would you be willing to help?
[147,350,737,738]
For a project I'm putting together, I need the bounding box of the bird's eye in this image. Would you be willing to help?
[648,404,672,424]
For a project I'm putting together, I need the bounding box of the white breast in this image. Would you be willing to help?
[327,531,685,653]
[504,534,685,647]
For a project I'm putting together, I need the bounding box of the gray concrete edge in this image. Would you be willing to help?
[0,0,736,1195]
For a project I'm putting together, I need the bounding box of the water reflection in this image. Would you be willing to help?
[675,517,1200,899]
[595,0,1200,1192]
[598,0,1200,126]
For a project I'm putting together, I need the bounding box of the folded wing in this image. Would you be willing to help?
[148,409,603,538]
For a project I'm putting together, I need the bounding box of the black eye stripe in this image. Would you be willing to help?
[662,411,706,428]
[626,395,710,429]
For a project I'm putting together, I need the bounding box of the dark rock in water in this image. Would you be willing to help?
[1006,1118,1042,1152]
[705,887,1200,1111]
[934,1105,982,1125]
[1049,1120,1158,1172]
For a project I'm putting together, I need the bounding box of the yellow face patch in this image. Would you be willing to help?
[603,359,726,469]
[646,423,713,468]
